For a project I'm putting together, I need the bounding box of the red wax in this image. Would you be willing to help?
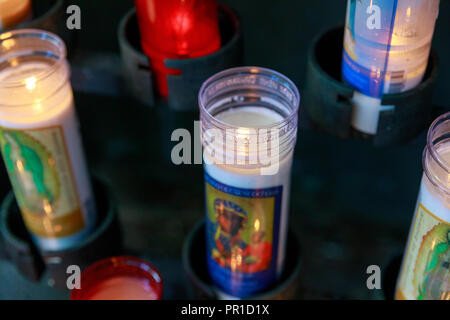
[71,256,163,300]
[134,0,221,97]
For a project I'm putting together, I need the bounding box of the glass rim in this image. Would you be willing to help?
[0,29,67,89]
[198,66,300,130]
[424,111,450,195]
[70,255,163,300]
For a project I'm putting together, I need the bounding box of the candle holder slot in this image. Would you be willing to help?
[118,3,243,110]
[0,176,122,290]
[182,221,302,300]
[302,26,439,147]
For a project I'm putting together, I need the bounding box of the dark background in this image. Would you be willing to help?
[0,0,449,299]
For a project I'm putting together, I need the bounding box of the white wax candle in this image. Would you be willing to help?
[204,106,294,298]
[396,143,450,300]
[86,276,160,300]
[0,31,96,251]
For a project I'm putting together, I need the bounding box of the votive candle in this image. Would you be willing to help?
[134,0,221,97]
[0,29,96,251]
[199,67,300,297]
[71,256,163,300]
[396,112,450,300]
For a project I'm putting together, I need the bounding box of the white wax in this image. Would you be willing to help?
[0,61,96,250]
[204,106,293,280]
[351,92,382,135]
[215,106,284,127]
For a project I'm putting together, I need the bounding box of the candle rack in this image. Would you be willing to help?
[118,3,243,110]
[302,26,439,147]
[0,177,122,290]
[182,221,302,300]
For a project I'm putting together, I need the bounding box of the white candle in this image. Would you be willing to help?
[0,30,96,251]
[0,0,32,30]
[343,0,440,134]
[199,67,299,298]
[396,112,450,300]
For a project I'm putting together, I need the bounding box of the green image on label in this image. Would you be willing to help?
[0,129,60,212]
[0,126,84,238]
[397,203,450,300]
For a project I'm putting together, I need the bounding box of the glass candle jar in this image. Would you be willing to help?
[71,256,163,300]
[199,66,300,297]
[0,0,32,31]
[134,0,221,97]
[396,112,450,300]
[0,29,96,251]
[343,0,440,134]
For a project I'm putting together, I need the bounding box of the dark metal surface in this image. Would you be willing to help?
[0,0,449,300]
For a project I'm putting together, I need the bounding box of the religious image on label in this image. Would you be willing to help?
[204,172,283,297]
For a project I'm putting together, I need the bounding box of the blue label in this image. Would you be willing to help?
[343,0,398,97]
[204,172,283,297]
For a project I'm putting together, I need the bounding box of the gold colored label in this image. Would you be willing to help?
[0,126,84,238]
[397,204,450,300]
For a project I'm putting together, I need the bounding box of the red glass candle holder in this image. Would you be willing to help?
[70,256,163,300]
[134,0,221,97]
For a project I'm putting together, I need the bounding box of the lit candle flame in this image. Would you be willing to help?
[25,77,37,91]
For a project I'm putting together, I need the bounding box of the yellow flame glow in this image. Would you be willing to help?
[25,77,37,90]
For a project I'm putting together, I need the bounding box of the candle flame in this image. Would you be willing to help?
[254,218,260,232]
[1,39,15,50]
[43,198,53,216]
[0,32,12,40]
[25,77,37,90]
[16,160,24,172]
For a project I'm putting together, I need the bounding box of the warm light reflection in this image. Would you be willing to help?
[10,58,18,67]
[0,32,12,40]
[254,218,260,232]
[43,198,52,216]
[1,38,15,50]
[406,7,412,18]
[16,160,24,172]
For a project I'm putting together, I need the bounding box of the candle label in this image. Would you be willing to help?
[396,203,450,300]
[343,0,432,98]
[0,126,85,238]
[343,0,399,97]
[204,172,283,297]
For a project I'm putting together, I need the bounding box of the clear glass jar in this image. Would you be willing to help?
[343,0,440,98]
[0,29,96,251]
[396,112,450,300]
[199,66,299,297]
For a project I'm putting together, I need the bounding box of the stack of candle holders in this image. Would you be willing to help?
[0,177,122,290]
[302,26,439,147]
